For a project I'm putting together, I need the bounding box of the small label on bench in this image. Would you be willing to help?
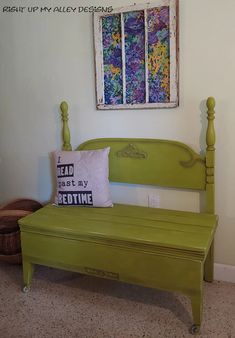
[85,267,119,280]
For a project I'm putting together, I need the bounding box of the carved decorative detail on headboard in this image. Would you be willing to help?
[180,152,205,168]
[116,144,148,159]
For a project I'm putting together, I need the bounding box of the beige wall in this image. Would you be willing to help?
[0,0,235,265]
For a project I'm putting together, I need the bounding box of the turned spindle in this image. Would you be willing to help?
[205,97,216,214]
[60,101,72,151]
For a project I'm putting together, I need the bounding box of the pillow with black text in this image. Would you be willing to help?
[54,147,113,207]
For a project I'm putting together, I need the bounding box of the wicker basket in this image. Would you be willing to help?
[0,199,42,264]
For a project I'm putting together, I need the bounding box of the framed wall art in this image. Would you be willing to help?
[94,0,179,110]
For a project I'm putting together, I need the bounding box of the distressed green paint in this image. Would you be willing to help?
[60,101,72,151]
[204,97,216,283]
[19,97,217,333]
[205,97,216,214]
[78,138,206,190]
[20,204,217,258]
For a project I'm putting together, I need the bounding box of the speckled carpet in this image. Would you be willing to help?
[0,263,234,338]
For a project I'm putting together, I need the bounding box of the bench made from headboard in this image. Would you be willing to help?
[19,97,218,334]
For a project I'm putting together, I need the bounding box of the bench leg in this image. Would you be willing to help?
[188,262,203,334]
[190,291,203,334]
[204,241,214,282]
[22,260,34,292]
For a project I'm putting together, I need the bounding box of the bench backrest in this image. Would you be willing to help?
[77,138,205,190]
[59,98,216,213]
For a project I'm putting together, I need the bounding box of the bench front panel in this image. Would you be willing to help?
[21,231,202,296]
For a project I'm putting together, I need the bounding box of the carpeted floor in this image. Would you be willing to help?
[0,263,234,338]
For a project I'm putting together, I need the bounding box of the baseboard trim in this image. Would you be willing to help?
[214,263,235,283]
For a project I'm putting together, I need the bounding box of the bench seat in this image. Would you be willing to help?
[20,203,217,260]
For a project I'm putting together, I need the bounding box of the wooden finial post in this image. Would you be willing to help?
[206,97,216,152]
[204,97,216,282]
[205,97,215,214]
[60,101,72,151]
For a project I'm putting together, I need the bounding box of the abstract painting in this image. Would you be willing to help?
[94,0,178,109]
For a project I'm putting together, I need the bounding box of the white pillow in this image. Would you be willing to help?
[54,147,113,207]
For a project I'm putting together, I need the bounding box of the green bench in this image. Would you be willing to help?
[19,97,218,334]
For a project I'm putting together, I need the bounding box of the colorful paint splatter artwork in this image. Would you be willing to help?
[124,11,145,104]
[102,14,123,105]
[148,6,170,103]
[101,5,171,105]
